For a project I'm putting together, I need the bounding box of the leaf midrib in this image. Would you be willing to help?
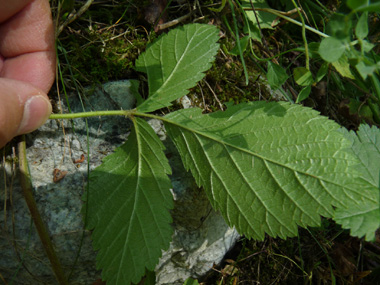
[143,28,196,102]
[138,26,216,111]
[116,117,141,284]
[161,115,374,204]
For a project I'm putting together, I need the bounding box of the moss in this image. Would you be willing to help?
[187,37,272,112]
[57,1,154,88]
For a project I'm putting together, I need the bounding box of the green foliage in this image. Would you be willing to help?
[60,31,148,84]
[83,23,380,284]
[224,0,380,108]
[335,124,380,240]
[85,117,173,284]
[266,61,288,91]
[347,0,380,12]
[241,0,276,31]
[293,67,313,86]
[319,37,347,63]
[136,24,220,113]
[164,102,374,240]
[183,278,200,285]
[295,85,311,104]
[57,1,151,86]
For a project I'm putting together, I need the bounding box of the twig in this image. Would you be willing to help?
[18,136,68,285]
[156,11,194,31]
[56,0,94,37]
[249,0,269,52]
[203,80,224,111]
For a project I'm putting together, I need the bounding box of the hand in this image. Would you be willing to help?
[0,0,55,148]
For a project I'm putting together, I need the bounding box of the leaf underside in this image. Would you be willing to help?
[164,102,376,240]
[334,125,380,241]
[241,0,277,30]
[85,117,173,284]
[135,23,219,113]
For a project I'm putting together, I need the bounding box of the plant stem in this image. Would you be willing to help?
[291,0,310,70]
[50,110,130,120]
[18,136,68,285]
[229,0,249,85]
[56,0,94,37]
[242,7,329,38]
[49,109,168,123]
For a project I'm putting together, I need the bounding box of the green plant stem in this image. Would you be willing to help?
[271,253,309,277]
[50,110,130,119]
[243,7,329,38]
[50,110,167,123]
[229,0,249,85]
[18,136,68,285]
[291,0,309,70]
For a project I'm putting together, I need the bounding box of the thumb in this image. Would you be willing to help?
[0,78,52,148]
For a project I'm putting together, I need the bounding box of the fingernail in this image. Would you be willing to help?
[18,95,52,134]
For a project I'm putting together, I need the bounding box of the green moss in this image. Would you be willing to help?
[61,28,149,84]
[57,1,155,88]
[188,38,272,111]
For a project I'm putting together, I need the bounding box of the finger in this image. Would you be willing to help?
[0,0,55,92]
[0,78,52,148]
[0,50,55,92]
[0,0,32,23]
[0,0,54,57]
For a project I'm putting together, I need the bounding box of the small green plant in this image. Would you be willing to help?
[50,23,380,284]
[225,0,380,122]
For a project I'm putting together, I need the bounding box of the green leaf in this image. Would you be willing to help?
[241,0,277,30]
[316,62,329,82]
[334,125,380,241]
[355,12,369,39]
[332,54,355,79]
[164,102,372,240]
[347,0,368,10]
[319,37,346,63]
[230,36,250,56]
[348,1,380,12]
[293,67,314,86]
[355,61,377,80]
[296,85,311,103]
[326,14,352,40]
[135,24,219,113]
[360,39,375,53]
[85,117,173,284]
[267,62,288,91]
[183,278,200,285]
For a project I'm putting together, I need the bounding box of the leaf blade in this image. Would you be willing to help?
[164,102,373,240]
[319,37,346,62]
[267,62,288,91]
[334,125,380,241]
[136,24,219,113]
[85,117,173,284]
